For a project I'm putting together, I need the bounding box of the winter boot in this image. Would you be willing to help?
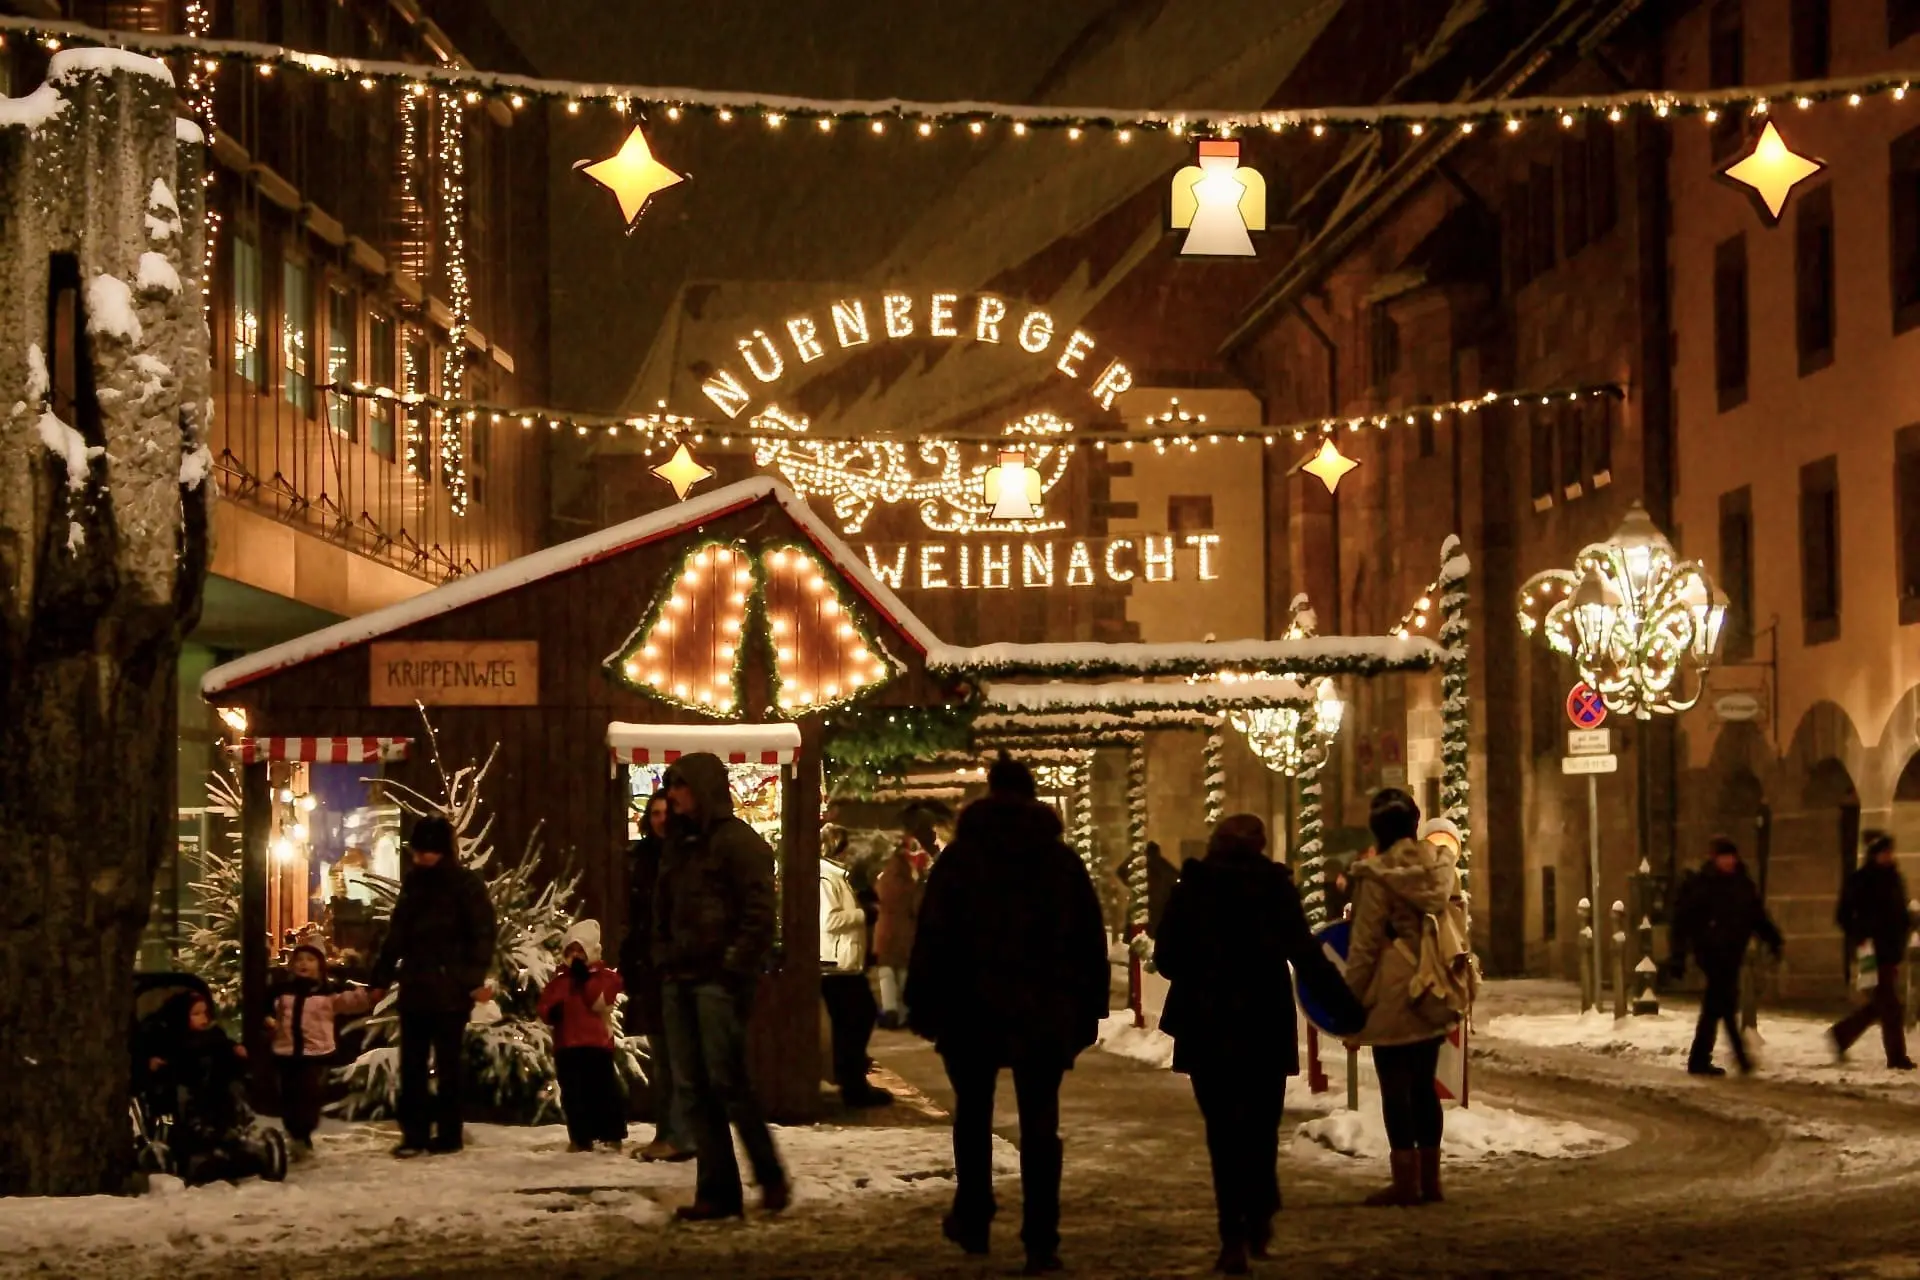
[1363,1149,1422,1207]
[1212,1240,1250,1275]
[1418,1147,1443,1203]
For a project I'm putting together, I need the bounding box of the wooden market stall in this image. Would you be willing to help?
[200,478,951,1122]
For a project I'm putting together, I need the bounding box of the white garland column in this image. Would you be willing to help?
[1125,742,1150,1022]
[1438,535,1473,894]
[1203,720,1226,828]
[1297,753,1328,927]
[1071,753,1096,878]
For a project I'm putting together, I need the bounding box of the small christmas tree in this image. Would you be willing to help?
[335,709,646,1123]
[175,768,246,1020]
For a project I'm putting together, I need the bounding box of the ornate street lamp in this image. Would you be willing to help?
[1516,503,1727,719]
[1228,675,1344,776]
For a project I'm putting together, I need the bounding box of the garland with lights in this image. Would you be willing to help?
[437,89,472,515]
[1437,535,1473,895]
[821,703,979,799]
[934,638,1442,682]
[759,542,898,714]
[8,14,1919,136]
[606,540,754,717]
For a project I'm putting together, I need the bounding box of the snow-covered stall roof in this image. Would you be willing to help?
[201,477,941,697]
[980,677,1312,714]
[607,721,802,765]
[930,635,1444,680]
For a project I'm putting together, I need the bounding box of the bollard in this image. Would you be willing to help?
[1633,859,1661,1015]
[1578,898,1595,1013]
[1611,900,1629,1021]
[1307,1025,1329,1094]
[1347,1046,1360,1112]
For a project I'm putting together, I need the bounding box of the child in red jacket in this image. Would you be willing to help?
[538,920,628,1152]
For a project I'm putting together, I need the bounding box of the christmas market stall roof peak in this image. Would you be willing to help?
[199,477,944,698]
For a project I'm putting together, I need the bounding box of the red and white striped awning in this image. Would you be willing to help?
[228,737,412,765]
[607,722,801,767]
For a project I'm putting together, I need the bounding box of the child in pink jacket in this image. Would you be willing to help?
[538,920,627,1152]
[266,944,380,1158]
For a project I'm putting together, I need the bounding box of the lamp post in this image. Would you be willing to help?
[1517,502,1728,1014]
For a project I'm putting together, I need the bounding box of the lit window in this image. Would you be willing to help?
[282,258,311,412]
[232,234,262,384]
[326,287,356,439]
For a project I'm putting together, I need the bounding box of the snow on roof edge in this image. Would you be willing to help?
[929,634,1445,674]
[981,677,1313,712]
[202,477,936,698]
[606,721,803,751]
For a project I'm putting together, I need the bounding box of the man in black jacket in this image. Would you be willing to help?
[1668,835,1782,1077]
[907,752,1108,1276]
[1830,831,1916,1069]
[654,753,787,1220]
[370,815,497,1156]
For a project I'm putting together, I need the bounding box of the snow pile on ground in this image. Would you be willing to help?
[1095,1011,1176,1069]
[0,1120,1015,1273]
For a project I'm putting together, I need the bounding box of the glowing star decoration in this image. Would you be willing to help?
[576,126,685,228]
[1169,138,1266,257]
[652,441,716,501]
[983,450,1043,520]
[1300,439,1358,493]
[1717,121,1823,226]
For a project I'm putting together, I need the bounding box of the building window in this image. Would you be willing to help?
[1893,0,1920,48]
[326,287,356,439]
[1897,425,1920,623]
[1892,125,1920,333]
[1718,486,1755,659]
[1528,162,1556,278]
[1585,394,1613,484]
[1167,495,1214,533]
[231,233,262,385]
[1558,403,1583,497]
[1799,454,1841,644]
[1714,234,1749,411]
[1530,405,1555,505]
[1709,0,1746,163]
[368,312,396,460]
[1368,303,1399,390]
[1795,183,1836,375]
[1588,121,1618,240]
[1792,0,1831,78]
[281,258,311,413]
[1562,134,1591,258]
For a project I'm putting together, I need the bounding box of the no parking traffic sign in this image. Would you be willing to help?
[1566,682,1607,730]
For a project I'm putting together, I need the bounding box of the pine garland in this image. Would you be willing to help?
[1297,762,1328,927]
[1071,756,1097,880]
[823,703,979,798]
[1125,743,1153,973]
[1438,535,1473,895]
[1203,721,1226,828]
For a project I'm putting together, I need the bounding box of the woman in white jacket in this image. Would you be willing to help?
[822,850,892,1107]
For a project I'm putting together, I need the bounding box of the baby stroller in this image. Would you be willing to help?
[130,972,288,1185]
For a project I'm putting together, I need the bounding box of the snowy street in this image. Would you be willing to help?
[7,981,1920,1279]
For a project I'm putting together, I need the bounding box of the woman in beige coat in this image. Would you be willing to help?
[1343,788,1460,1207]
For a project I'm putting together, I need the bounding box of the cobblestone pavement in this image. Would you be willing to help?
[114,1008,1920,1280]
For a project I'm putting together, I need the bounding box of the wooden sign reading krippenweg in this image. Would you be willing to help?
[369,641,539,706]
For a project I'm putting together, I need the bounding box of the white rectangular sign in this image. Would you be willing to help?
[1561,753,1619,775]
[1568,729,1611,755]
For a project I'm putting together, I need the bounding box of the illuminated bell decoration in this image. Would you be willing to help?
[577,125,685,227]
[1716,120,1823,226]
[984,450,1043,520]
[1300,439,1358,493]
[1169,138,1267,257]
[1516,502,1727,719]
[652,441,716,501]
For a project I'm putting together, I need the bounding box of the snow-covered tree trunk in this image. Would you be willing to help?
[0,53,211,1196]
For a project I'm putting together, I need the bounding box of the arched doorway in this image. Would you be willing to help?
[1804,758,1861,973]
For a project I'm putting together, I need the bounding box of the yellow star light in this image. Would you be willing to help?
[652,442,715,501]
[1300,439,1359,493]
[577,126,685,226]
[1718,121,1823,226]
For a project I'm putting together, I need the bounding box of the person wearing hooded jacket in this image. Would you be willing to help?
[1343,789,1461,1208]
[370,814,497,1157]
[907,752,1108,1277]
[539,919,628,1151]
[1667,835,1783,1077]
[1829,831,1915,1069]
[653,752,788,1220]
[1155,814,1365,1276]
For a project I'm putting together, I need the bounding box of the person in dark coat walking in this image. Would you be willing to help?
[369,814,497,1156]
[654,752,788,1220]
[1667,835,1783,1076]
[620,790,697,1161]
[1830,831,1916,1069]
[906,752,1109,1277]
[1155,814,1364,1276]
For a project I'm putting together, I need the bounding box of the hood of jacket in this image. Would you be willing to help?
[954,792,1066,855]
[1350,837,1455,915]
[666,752,735,831]
[564,919,604,965]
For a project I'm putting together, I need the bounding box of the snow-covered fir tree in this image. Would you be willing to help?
[177,768,245,1020]
[336,711,645,1123]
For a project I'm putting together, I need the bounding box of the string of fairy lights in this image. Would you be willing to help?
[4,13,1919,138]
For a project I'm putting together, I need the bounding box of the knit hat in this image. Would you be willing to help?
[408,815,456,857]
[987,750,1036,799]
[1418,817,1463,851]
[562,919,603,965]
[291,942,328,973]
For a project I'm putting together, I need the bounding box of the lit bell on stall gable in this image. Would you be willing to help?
[983,449,1043,520]
[1169,138,1267,257]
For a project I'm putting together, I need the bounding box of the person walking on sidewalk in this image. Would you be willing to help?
[873,835,922,1029]
[1831,831,1916,1070]
[822,843,892,1107]
[907,752,1108,1276]
[1342,789,1463,1209]
[1155,814,1364,1275]
[621,791,697,1163]
[654,753,789,1220]
[1667,835,1783,1077]
[369,815,498,1158]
